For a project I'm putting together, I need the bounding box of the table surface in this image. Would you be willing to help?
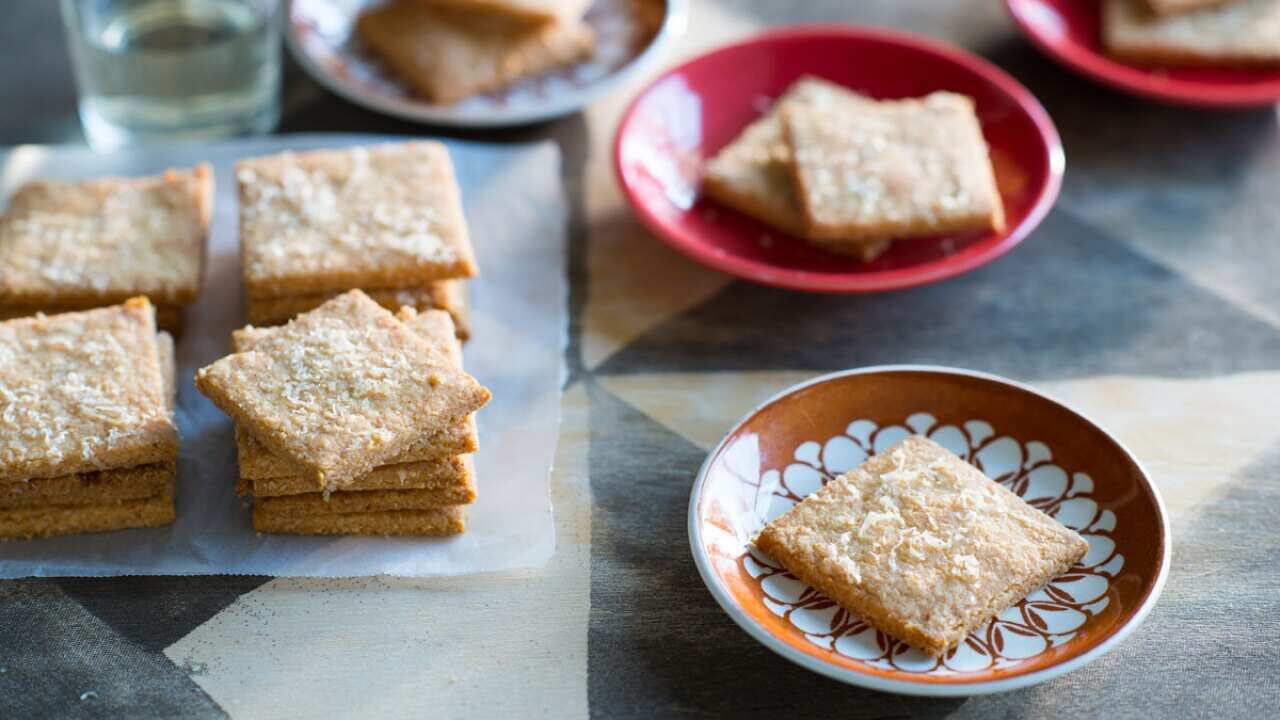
[3,1,1280,718]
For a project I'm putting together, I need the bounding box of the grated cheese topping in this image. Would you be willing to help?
[195,291,489,485]
[0,167,210,306]
[236,143,476,298]
[756,435,1089,654]
[0,300,176,481]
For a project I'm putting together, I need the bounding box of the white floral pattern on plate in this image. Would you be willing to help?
[744,412,1124,674]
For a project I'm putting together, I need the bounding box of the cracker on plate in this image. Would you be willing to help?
[195,291,490,486]
[756,435,1088,656]
[1145,0,1240,15]
[0,166,211,309]
[419,0,592,25]
[782,90,1005,243]
[237,142,477,299]
[703,77,892,262]
[356,0,595,104]
[1104,0,1280,66]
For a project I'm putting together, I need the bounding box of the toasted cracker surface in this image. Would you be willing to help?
[231,306,478,480]
[244,455,472,498]
[0,299,176,482]
[246,280,469,338]
[356,0,594,104]
[237,142,476,299]
[0,482,174,539]
[0,463,173,510]
[195,291,489,485]
[782,90,1004,243]
[0,166,211,308]
[1104,0,1280,66]
[0,303,185,334]
[756,435,1088,656]
[252,504,466,536]
[256,464,475,513]
[236,417,478,482]
[703,77,892,262]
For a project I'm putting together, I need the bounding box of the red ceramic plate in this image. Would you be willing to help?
[1007,0,1280,107]
[612,25,1063,294]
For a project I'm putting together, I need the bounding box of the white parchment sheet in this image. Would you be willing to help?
[0,133,565,577]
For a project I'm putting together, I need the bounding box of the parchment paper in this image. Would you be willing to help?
[0,133,565,577]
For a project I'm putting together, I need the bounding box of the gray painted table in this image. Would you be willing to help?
[2,0,1279,717]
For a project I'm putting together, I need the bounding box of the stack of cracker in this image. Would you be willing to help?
[0,299,178,539]
[0,166,212,332]
[1103,0,1280,67]
[237,142,476,339]
[703,76,1005,262]
[195,290,491,536]
[356,0,595,104]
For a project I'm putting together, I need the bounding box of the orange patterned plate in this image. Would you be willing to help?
[689,366,1170,696]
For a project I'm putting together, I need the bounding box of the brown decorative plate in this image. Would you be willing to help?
[286,0,685,127]
[689,366,1170,696]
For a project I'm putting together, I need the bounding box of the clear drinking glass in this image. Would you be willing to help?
[59,0,281,149]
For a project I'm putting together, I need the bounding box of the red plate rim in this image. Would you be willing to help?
[1005,0,1280,108]
[612,24,1065,294]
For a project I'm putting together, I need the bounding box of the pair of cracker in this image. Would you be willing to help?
[0,299,178,539]
[356,0,594,104]
[196,290,490,536]
[0,166,213,332]
[1104,0,1280,66]
[704,78,1004,261]
[236,143,478,338]
[756,435,1088,656]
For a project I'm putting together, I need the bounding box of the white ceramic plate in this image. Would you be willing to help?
[286,0,686,127]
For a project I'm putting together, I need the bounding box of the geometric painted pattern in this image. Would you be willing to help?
[4,0,1280,717]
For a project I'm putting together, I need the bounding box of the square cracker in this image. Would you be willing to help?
[195,291,490,485]
[419,0,592,25]
[0,298,176,482]
[755,435,1088,656]
[0,481,174,539]
[1104,0,1280,66]
[703,76,891,262]
[252,504,466,536]
[356,0,595,104]
[246,280,470,339]
[782,91,1005,243]
[244,455,473,498]
[237,142,477,299]
[0,462,173,510]
[232,307,478,481]
[0,165,212,308]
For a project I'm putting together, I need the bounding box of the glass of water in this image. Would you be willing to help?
[60,0,281,149]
